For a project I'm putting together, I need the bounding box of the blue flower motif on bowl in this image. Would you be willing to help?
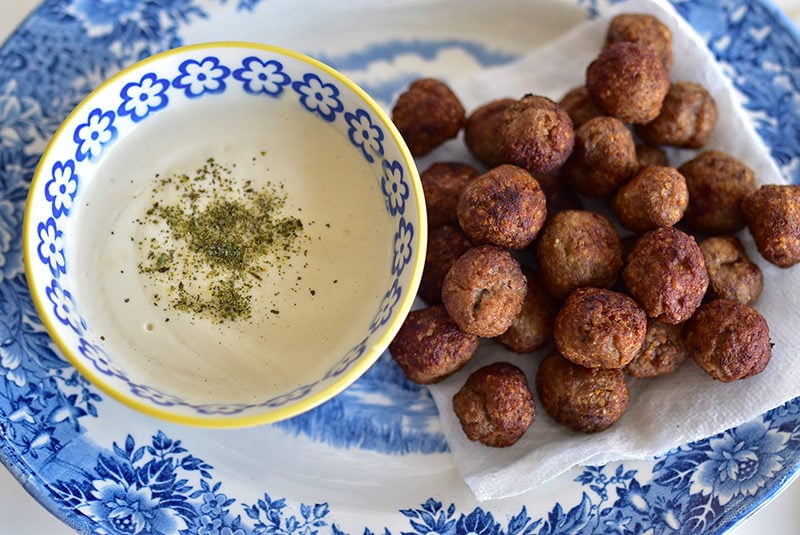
[73,107,117,162]
[346,108,385,163]
[172,56,231,98]
[233,56,291,96]
[118,72,170,122]
[381,159,409,216]
[291,72,344,122]
[35,217,66,278]
[392,217,415,277]
[44,160,79,218]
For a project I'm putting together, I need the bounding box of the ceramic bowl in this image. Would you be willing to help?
[23,42,425,428]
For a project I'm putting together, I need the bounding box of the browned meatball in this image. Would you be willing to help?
[498,94,575,173]
[452,362,536,447]
[554,287,647,369]
[685,299,772,382]
[559,85,603,127]
[611,165,689,232]
[679,150,757,234]
[536,350,629,433]
[464,98,515,168]
[636,82,718,148]
[636,143,669,169]
[623,227,709,324]
[625,319,688,378]
[391,78,465,157]
[536,210,623,299]
[496,268,560,354]
[699,235,763,304]
[420,162,479,229]
[441,245,527,337]
[419,225,473,305]
[389,305,479,384]
[605,13,674,71]
[534,172,583,219]
[456,164,547,249]
[742,184,800,267]
[563,115,639,197]
[586,42,670,124]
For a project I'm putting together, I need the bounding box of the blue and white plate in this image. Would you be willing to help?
[1,1,800,533]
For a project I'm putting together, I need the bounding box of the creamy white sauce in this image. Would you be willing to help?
[71,97,393,405]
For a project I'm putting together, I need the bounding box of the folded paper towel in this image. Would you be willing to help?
[423,0,798,501]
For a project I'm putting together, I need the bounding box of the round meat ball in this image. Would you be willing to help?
[464,98,515,168]
[453,362,536,447]
[498,94,575,173]
[685,299,772,382]
[496,268,560,354]
[559,85,603,127]
[605,13,673,71]
[611,165,689,232]
[418,225,473,305]
[586,41,670,124]
[563,115,639,197]
[742,184,800,268]
[421,162,479,229]
[636,143,669,169]
[699,235,763,305]
[554,287,647,369]
[625,319,688,378]
[636,82,718,148]
[456,164,547,249]
[442,245,527,337]
[623,227,709,324]
[389,305,479,384]
[679,150,757,234]
[536,210,623,299]
[391,78,465,157]
[536,350,629,433]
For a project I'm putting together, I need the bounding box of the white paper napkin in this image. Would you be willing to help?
[422,0,798,501]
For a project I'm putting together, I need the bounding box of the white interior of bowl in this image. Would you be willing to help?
[23,43,424,426]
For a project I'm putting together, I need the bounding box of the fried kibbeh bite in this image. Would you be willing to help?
[391,78,465,157]
[456,164,547,249]
[496,268,560,354]
[685,299,772,383]
[636,143,669,169]
[533,172,584,219]
[636,81,718,148]
[605,13,673,71]
[611,165,689,232]
[559,85,603,128]
[498,94,575,173]
[625,319,688,378]
[586,42,670,124]
[679,150,757,234]
[389,305,479,384]
[563,115,639,197]
[623,227,709,324]
[453,362,536,447]
[442,245,527,337]
[554,287,647,369]
[536,210,623,299]
[742,184,800,267]
[536,350,629,433]
[464,97,515,168]
[419,225,473,305]
[699,235,763,305]
[420,161,479,229]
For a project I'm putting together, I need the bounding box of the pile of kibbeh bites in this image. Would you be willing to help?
[387,13,800,449]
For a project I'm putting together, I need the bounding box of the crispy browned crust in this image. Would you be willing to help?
[391,78,465,157]
[441,245,527,337]
[625,319,688,378]
[421,161,479,229]
[419,225,474,305]
[464,98,516,168]
[456,164,547,249]
[496,268,560,354]
[536,350,629,433]
[623,227,709,324]
[559,85,603,128]
[453,362,536,447]
[636,81,718,148]
[611,165,688,232]
[742,184,800,268]
[685,299,772,382]
[699,235,763,304]
[389,305,479,384]
[605,13,674,71]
